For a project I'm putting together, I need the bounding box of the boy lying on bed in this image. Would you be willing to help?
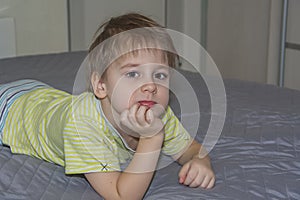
[0,13,215,200]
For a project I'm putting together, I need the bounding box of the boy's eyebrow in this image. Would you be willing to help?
[120,63,169,69]
[120,63,140,69]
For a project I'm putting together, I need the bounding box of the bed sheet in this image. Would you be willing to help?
[1,51,300,199]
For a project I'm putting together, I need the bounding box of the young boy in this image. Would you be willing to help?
[0,13,215,200]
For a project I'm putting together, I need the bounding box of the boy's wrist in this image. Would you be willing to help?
[189,145,210,164]
[139,132,164,147]
[138,131,164,150]
[140,130,164,139]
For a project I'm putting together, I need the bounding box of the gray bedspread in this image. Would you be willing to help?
[1,51,300,199]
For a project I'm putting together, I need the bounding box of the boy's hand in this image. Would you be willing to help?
[119,103,165,138]
[178,156,215,189]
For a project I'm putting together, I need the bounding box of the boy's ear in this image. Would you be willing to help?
[91,72,107,99]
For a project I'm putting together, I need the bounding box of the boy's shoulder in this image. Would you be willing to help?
[69,91,102,118]
[71,91,97,106]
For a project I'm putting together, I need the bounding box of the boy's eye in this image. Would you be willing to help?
[125,71,140,78]
[154,72,168,80]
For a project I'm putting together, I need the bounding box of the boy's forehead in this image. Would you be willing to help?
[115,50,168,66]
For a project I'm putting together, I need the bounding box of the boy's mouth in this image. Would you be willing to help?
[138,100,156,108]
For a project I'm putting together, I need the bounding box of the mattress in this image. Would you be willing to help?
[0,51,300,199]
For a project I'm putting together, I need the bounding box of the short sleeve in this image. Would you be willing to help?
[63,115,122,174]
[161,107,192,156]
[63,94,128,174]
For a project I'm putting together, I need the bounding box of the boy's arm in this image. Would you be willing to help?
[85,132,164,200]
[174,139,215,189]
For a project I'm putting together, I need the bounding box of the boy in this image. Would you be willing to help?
[0,13,215,199]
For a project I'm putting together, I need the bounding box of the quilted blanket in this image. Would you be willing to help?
[0,51,299,199]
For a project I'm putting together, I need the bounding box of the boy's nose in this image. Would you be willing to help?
[141,81,157,94]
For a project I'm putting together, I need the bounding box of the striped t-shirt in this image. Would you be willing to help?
[0,80,49,145]
[2,88,192,174]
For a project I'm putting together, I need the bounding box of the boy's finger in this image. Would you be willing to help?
[179,176,186,184]
[136,105,148,125]
[188,171,203,187]
[200,175,211,188]
[178,163,190,184]
[145,109,154,124]
[128,104,139,125]
[120,110,129,125]
[207,177,216,189]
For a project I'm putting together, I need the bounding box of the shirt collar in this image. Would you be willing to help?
[95,98,135,153]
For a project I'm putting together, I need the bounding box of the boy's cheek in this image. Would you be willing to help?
[109,94,132,114]
[159,90,169,108]
[110,87,135,110]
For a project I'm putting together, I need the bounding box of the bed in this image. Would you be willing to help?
[0,51,300,199]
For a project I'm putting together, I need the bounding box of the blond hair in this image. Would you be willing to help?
[88,13,178,82]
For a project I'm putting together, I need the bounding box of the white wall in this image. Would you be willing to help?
[285,49,300,90]
[266,0,282,86]
[70,0,165,51]
[3,0,295,89]
[167,0,204,44]
[206,0,272,84]
[0,0,68,57]
[284,0,300,90]
[286,0,300,45]
[0,17,16,58]
[182,0,202,44]
[166,0,204,72]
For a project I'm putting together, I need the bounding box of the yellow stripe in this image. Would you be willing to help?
[3,87,192,174]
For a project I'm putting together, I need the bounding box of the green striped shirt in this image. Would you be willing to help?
[3,88,191,174]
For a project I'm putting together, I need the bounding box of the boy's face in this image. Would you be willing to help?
[101,50,170,115]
